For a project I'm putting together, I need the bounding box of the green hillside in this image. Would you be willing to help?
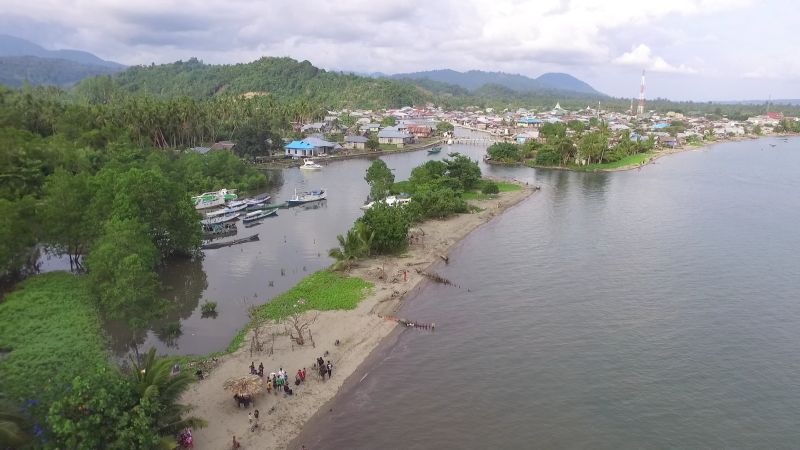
[97,57,433,109]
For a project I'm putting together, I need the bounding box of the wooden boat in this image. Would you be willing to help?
[201,213,239,226]
[202,222,237,238]
[242,209,278,223]
[287,188,327,206]
[427,146,442,154]
[201,233,259,250]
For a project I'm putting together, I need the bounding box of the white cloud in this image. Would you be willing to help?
[613,44,697,74]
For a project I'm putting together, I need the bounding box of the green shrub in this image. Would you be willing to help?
[481,181,500,195]
[201,301,218,317]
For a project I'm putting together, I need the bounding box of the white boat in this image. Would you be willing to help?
[299,159,323,170]
[242,209,278,223]
[193,195,225,210]
[360,195,412,210]
[192,188,238,210]
[287,188,327,206]
[201,213,240,226]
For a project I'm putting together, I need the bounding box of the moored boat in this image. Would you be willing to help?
[299,159,323,170]
[192,188,238,210]
[287,188,327,206]
[242,209,278,223]
[201,213,240,226]
[201,233,259,250]
[202,222,237,238]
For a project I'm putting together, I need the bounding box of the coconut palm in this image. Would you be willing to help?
[328,222,374,270]
[129,348,206,443]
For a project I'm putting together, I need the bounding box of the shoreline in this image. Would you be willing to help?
[180,184,536,449]
[493,134,787,173]
[254,139,445,169]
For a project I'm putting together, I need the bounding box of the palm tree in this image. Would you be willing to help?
[328,222,374,270]
[129,348,206,444]
[0,395,32,447]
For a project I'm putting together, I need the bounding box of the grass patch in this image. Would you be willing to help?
[463,179,522,200]
[580,152,655,171]
[228,271,373,352]
[525,152,656,172]
[0,272,110,416]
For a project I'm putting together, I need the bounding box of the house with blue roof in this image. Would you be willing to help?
[516,117,543,127]
[284,136,341,157]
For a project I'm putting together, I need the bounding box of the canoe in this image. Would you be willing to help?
[201,233,259,250]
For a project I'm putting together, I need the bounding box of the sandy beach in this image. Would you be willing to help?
[180,185,535,449]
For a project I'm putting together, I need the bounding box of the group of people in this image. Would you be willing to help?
[316,356,333,380]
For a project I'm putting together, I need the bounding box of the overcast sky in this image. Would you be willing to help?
[1,0,797,101]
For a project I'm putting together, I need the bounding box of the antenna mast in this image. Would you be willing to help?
[637,69,646,116]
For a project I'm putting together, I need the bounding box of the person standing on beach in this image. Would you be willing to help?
[258,362,264,377]
[326,361,333,379]
[249,362,255,375]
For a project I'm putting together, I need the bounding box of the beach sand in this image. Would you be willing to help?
[180,185,535,449]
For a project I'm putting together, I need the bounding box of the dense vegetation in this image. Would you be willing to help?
[64,56,800,117]
[485,122,657,169]
[0,56,122,87]
[329,155,482,266]
[0,84,270,446]
[86,57,430,109]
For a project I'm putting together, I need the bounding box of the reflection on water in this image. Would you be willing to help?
[105,257,208,354]
[104,128,509,356]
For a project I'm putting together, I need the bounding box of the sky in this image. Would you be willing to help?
[0,0,797,101]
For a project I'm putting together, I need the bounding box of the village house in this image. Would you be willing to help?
[301,122,327,134]
[284,136,340,158]
[405,124,432,138]
[344,135,368,150]
[377,127,414,147]
[516,117,543,128]
[360,123,381,134]
[515,131,540,144]
[211,141,236,151]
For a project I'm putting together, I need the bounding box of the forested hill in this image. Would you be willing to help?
[390,69,604,96]
[89,57,434,109]
[0,56,123,87]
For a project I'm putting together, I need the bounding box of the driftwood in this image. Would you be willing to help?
[416,270,460,288]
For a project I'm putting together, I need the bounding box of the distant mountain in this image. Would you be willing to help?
[0,34,125,87]
[389,69,603,96]
[0,34,124,69]
[0,56,123,87]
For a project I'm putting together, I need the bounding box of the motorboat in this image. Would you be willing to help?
[242,209,278,223]
[299,159,323,170]
[287,188,327,205]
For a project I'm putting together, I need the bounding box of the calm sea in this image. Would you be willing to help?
[295,137,800,449]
